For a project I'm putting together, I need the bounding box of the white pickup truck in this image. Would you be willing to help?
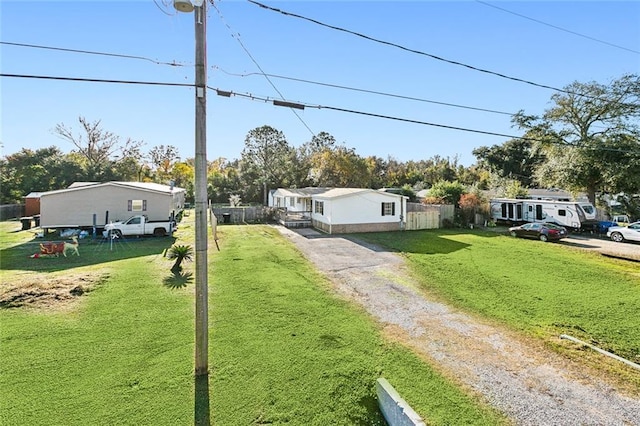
[103,215,176,238]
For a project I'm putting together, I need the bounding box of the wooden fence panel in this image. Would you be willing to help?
[406,211,439,230]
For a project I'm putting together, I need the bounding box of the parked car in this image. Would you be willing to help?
[607,221,640,243]
[508,222,568,242]
[595,220,618,234]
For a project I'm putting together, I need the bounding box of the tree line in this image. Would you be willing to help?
[2,74,639,217]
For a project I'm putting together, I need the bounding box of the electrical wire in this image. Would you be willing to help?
[476,1,640,55]
[0,73,194,87]
[1,71,635,155]
[153,0,177,16]
[211,3,315,137]
[210,87,640,155]
[215,67,516,116]
[0,41,189,67]
[246,0,630,102]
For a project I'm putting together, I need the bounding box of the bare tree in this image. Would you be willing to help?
[54,116,144,179]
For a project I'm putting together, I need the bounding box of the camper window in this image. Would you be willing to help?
[580,204,595,215]
[558,209,566,216]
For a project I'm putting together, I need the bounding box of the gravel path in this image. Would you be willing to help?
[277,226,640,425]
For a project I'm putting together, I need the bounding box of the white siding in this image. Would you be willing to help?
[316,191,405,225]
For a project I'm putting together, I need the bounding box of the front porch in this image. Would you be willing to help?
[276,208,312,228]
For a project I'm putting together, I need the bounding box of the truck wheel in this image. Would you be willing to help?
[110,229,122,239]
[610,232,624,243]
[153,228,166,237]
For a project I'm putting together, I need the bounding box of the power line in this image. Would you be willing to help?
[0,73,194,87]
[2,71,634,155]
[215,67,516,116]
[476,1,640,55]
[0,41,189,67]
[152,0,177,16]
[213,88,640,155]
[213,88,523,139]
[211,3,315,137]
[246,1,622,100]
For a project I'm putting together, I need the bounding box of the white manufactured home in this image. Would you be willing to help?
[39,181,186,231]
[270,187,407,234]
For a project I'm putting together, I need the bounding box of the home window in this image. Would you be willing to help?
[128,199,147,211]
[289,197,295,207]
[381,202,395,216]
[315,201,324,215]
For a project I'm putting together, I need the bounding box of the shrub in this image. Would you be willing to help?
[167,244,194,273]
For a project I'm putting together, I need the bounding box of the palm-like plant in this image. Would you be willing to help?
[167,244,194,273]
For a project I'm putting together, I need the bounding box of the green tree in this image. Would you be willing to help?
[241,126,294,205]
[514,74,640,204]
[428,180,467,207]
[472,138,544,188]
[309,146,371,187]
[0,147,84,203]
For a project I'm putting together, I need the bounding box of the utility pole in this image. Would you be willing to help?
[193,1,208,377]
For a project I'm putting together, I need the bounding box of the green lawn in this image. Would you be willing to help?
[0,221,506,425]
[355,229,640,380]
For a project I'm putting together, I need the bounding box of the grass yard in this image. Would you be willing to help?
[355,229,640,390]
[0,219,506,425]
[0,220,195,425]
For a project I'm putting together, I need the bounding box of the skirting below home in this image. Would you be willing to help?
[312,219,402,234]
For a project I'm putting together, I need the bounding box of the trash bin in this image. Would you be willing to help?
[20,217,33,230]
[33,215,41,227]
[222,213,231,224]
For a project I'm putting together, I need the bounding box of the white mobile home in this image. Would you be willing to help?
[270,187,407,234]
[39,181,185,231]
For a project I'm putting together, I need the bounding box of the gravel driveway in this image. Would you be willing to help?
[276,226,640,425]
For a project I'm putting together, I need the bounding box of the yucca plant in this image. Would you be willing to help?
[167,244,194,273]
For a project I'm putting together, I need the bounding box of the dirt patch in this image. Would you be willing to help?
[0,271,109,311]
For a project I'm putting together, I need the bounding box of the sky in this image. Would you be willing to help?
[1,1,639,167]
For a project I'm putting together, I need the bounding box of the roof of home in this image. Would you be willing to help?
[273,187,332,197]
[274,187,405,200]
[40,181,185,197]
[24,192,45,198]
[313,188,373,199]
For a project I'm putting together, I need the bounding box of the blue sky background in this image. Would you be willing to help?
[2,1,639,166]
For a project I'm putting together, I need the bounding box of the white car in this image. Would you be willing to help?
[607,221,640,243]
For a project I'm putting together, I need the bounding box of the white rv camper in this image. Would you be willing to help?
[490,198,597,230]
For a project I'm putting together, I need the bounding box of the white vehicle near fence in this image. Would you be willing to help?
[490,198,597,231]
[102,215,176,238]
